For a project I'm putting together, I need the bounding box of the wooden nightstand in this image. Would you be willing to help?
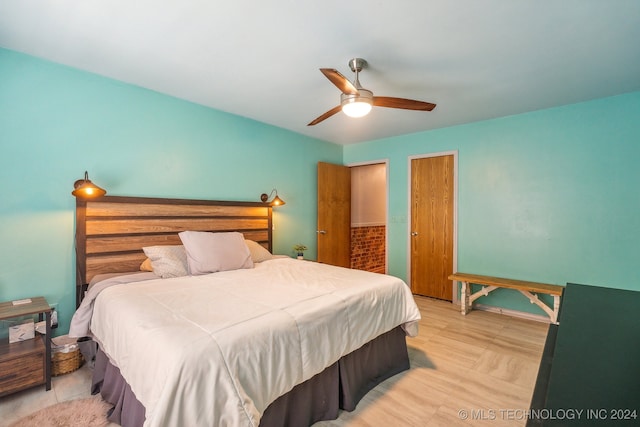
[0,297,52,396]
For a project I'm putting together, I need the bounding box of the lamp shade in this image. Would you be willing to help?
[72,171,106,198]
[271,195,285,206]
[342,99,373,118]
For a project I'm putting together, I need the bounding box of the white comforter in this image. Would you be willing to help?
[79,258,421,427]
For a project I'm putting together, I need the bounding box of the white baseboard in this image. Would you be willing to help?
[473,303,551,324]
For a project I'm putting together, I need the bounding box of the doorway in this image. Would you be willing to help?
[316,161,388,273]
[350,162,387,274]
[409,152,457,301]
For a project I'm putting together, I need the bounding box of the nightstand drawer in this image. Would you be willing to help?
[0,338,45,396]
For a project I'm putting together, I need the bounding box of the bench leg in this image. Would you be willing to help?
[519,290,559,324]
[551,295,560,324]
[461,281,470,315]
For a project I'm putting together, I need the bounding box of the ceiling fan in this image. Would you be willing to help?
[308,58,436,126]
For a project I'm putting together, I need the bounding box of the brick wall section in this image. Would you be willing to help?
[351,225,386,273]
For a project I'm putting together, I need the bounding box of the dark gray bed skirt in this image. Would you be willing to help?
[92,326,409,427]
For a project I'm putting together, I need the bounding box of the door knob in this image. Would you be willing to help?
[411,231,418,236]
[317,230,327,234]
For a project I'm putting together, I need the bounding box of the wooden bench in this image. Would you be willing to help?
[448,273,564,324]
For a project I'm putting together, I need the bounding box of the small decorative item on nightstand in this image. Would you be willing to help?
[293,244,308,260]
[8,319,35,343]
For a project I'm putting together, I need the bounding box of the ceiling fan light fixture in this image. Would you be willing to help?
[342,99,372,118]
[341,90,373,118]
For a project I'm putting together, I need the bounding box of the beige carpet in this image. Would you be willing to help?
[9,396,112,427]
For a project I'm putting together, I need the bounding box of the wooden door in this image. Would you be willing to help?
[410,155,454,300]
[317,162,351,267]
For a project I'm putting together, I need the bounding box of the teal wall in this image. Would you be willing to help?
[0,49,341,334]
[2,46,639,329]
[344,91,640,315]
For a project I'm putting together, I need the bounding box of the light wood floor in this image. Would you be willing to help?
[0,296,548,426]
[314,296,549,427]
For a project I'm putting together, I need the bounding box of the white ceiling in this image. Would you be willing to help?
[1,1,639,145]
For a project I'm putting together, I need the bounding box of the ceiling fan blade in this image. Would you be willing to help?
[307,105,342,126]
[373,96,436,111]
[320,68,359,95]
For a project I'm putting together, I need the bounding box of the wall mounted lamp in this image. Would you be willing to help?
[71,171,106,198]
[260,189,285,206]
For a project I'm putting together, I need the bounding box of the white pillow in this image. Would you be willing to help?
[179,231,253,275]
[142,245,190,278]
[245,239,274,263]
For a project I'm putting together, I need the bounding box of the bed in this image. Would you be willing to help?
[69,195,421,427]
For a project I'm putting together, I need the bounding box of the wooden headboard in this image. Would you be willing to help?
[75,195,272,306]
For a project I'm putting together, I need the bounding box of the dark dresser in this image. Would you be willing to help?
[528,283,640,426]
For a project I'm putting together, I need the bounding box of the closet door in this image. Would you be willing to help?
[410,155,454,300]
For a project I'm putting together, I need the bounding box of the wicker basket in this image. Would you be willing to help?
[52,347,83,376]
